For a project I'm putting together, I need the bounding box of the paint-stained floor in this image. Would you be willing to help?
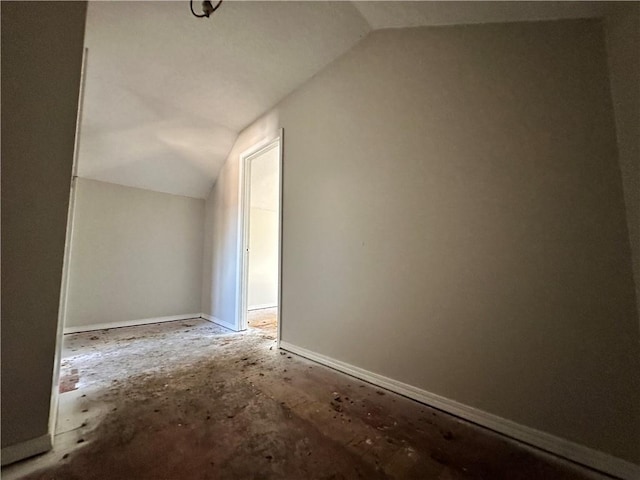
[4,308,605,480]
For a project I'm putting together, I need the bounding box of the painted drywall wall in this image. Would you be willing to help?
[201,112,280,326]
[248,146,280,309]
[605,2,640,318]
[1,0,87,457]
[204,19,640,467]
[65,179,204,328]
[248,209,279,309]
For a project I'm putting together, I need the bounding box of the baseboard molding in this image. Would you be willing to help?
[248,303,277,311]
[200,313,238,332]
[280,341,639,480]
[63,313,201,334]
[1,434,52,467]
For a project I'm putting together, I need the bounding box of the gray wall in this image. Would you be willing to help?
[605,2,640,318]
[247,208,279,309]
[201,114,280,325]
[1,0,87,453]
[204,19,639,465]
[65,179,204,328]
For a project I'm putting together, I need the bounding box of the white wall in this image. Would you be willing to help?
[201,112,281,325]
[1,1,87,461]
[248,146,280,309]
[65,179,204,328]
[203,18,639,471]
[247,209,279,308]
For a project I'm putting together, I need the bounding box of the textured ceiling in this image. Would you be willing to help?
[78,1,369,198]
[78,1,607,199]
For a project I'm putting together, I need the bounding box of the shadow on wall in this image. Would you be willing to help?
[1,0,87,464]
[202,17,640,479]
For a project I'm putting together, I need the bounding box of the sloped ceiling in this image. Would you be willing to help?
[78,1,369,198]
[352,1,608,29]
[78,1,607,199]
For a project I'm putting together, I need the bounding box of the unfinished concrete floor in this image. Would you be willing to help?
[4,308,607,480]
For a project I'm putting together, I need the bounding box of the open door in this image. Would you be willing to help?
[237,134,283,345]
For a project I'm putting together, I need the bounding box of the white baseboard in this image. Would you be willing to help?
[63,313,200,334]
[1,434,52,467]
[248,303,277,311]
[200,313,238,332]
[280,341,639,480]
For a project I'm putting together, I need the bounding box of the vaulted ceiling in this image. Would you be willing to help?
[78,1,608,199]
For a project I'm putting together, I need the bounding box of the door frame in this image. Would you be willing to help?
[236,132,283,345]
[50,47,88,438]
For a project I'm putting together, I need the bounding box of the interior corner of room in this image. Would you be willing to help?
[2,1,639,479]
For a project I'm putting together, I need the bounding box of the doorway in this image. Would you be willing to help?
[237,136,282,343]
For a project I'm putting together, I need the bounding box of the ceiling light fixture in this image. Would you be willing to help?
[190,0,222,18]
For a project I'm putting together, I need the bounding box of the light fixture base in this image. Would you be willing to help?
[190,0,222,19]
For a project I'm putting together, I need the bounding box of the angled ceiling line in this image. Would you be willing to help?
[190,0,223,19]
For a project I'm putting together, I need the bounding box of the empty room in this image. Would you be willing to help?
[2,1,638,480]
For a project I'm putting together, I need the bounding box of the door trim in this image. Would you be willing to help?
[236,133,283,343]
[49,46,88,440]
